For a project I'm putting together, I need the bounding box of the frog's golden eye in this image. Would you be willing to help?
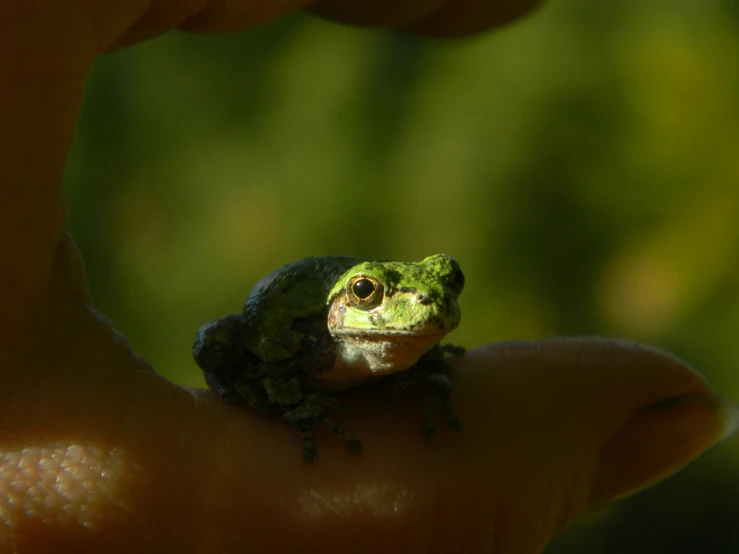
[348,276,383,309]
[353,279,375,299]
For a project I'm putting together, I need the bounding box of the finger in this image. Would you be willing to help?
[0,6,91,331]
[2,337,729,553]
[590,392,738,505]
[450,340,734,510]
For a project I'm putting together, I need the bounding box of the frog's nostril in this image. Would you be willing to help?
[417,293,433,305]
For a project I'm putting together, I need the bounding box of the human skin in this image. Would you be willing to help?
[0,1,733,553]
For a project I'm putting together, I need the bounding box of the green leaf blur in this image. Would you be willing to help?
[65,0,739,551]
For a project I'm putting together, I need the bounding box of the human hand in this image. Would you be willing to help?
[0,1,733,552]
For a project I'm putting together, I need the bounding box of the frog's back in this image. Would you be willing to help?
[243,256,361,331]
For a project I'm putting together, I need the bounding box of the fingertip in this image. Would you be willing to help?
[589,392,732,506]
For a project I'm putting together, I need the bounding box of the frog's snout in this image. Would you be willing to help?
[434,295,461,331]
[446,261,465,296]
[447,297,462,326]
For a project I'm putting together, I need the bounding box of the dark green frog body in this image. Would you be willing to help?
[193,254,464,463]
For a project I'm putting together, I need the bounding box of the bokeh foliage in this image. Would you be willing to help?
[66,0,739,551]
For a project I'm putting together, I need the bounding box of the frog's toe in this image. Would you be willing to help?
[302,445,319,464]
[345,438,362,457]
[440,343,466,357]
[390,379,411,395]
[298,426,319,464]
[420,424,436,442]
[442,402,462,431]
[318,395,341,410]
[318,414,362,458]
[446,416,462,431]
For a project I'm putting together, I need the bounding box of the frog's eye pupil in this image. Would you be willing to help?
[352,279,375,300]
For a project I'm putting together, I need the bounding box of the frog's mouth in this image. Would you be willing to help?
[327,296,461,336]
[334,325,452,336]
[324,327,449,381]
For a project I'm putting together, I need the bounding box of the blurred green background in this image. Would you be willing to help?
[65,0,739,551]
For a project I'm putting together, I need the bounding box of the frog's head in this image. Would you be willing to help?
[326,254,464,375]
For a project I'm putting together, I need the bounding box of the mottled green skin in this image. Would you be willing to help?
[193,254,464,463]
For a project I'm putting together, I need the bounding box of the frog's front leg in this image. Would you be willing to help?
[409,343,464,440]
[264,377,361,463]
[418,370,461,440]
[281,395,362,463]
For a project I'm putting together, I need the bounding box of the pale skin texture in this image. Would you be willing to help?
[0,1,733,553]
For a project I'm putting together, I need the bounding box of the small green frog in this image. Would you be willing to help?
[193,254,464,463]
